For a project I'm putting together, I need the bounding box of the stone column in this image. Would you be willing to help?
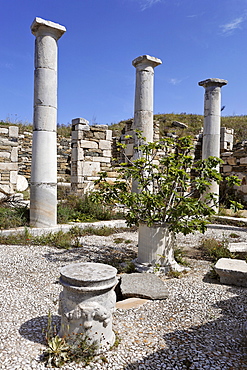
[132,55,162,193]
[30,18,66,227]
[198,78,228,208]
[132,55,162,143]
[59,262,117,351]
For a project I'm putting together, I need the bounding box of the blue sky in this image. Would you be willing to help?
[1,0,247,126]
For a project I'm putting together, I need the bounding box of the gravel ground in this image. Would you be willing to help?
[0,224,247,369]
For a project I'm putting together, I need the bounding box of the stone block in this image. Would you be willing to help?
[99,140,111,150]
[214,258,247,287]
[92,157,111,163]
[120,273,168,300]
[9,126,18,138]
[106,130,112,141]
[10,147,18,162]
[240,157,247,164]
[0,152,10,159]
[228,243,247,253]
[94,131,105,140]
[0,128,8,134]
[10,171,18,184]
[72,118,89,126]
[80,140,98,149]
[82,162,100,177]
[91,125,108,131]
[0,163,18,171]
[223,165,232,173]
[103,150,112,157]
[226,157,236,165]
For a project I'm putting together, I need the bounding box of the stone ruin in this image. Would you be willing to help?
[0,16,245,228]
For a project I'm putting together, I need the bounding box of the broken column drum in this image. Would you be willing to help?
[59,262,117,350]
[30,18,66,227]
[198,78,227,207]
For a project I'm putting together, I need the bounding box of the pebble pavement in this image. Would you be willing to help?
[0,224,247,369]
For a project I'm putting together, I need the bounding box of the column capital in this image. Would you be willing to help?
[198,78,228,88]
[132,54,162,68]
[31,17,66,40]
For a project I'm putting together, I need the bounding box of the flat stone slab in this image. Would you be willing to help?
[116,298,149,310]
[214,258,247,287]
[120,273,169,300]
[228,242,247,253]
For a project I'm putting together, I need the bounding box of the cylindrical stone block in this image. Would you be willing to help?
[35,35,58,70]
[58,263,117,351]
[31,131,57,183]
[30,183,57,227]
[34,68,57,109]
[33,105,57,131]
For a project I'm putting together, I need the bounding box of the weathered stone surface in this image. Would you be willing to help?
[59,262,117,351]
[80,140,98,149]
[228,243,247,253]
[8,126,18,138]
[116,297,149,309]
[16,175,28,191]
[214,258,247,287]
[120,273,169,300]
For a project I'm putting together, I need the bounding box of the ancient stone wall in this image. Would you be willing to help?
[2,121,247,203]
[221,140,247,202]
[18,131,71,183]
[0,126,19,196]
[71,118,117,193]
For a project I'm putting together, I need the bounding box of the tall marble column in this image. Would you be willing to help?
[30,17,66,227]
[198,78,228,208]
[132,55,162,193]
[132,55,162,143]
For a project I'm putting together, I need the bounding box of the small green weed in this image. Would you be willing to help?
[114,237,125,244]
[0,226,131,248]
[0,205,29,229]
[200,236,233,263]
[229,232,240,239]
[167,270,182,279]
[41,311,98,368]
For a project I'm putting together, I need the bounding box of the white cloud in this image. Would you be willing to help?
[169,78,183,85]
[220,15,246,34]
[140,0,162,11]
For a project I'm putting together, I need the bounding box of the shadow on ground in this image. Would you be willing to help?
[19,314,61,345]
[42,244,137,267]
[123,286,247,369]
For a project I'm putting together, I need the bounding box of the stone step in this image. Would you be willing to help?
[214,258,247,287]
